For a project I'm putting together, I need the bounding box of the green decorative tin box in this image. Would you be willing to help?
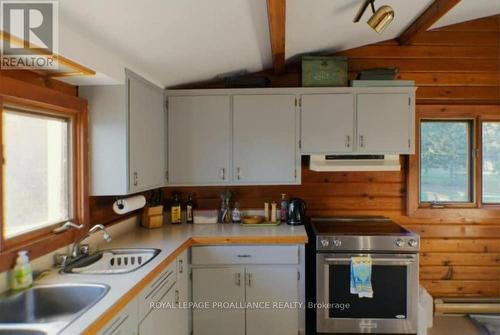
[301,56,348,87]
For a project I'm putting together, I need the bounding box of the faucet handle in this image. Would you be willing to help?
[79,244,90,256]
[54,253,70,268]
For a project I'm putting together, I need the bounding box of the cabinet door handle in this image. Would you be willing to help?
[220,168,225,180]
[236,167,241,180]
[345,135,350,148]
[133,172,138,186]
[359,135,365,148]
[246,272,252,287]
[235,272,241,286]
[175,289,180,304]
[178,259,183,274]
[236,254,252,258]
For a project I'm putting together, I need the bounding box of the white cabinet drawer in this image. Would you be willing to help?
[138,261,176,321]
[191,245,299,265]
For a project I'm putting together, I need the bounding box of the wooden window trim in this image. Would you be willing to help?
[0,74,89,272]
[407,104,500,219]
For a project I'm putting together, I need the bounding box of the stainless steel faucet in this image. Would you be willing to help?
[71,224,112,259]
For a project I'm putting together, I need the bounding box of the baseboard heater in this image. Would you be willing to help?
[434,298,500,315]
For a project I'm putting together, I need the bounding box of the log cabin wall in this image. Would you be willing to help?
[87,16,500,298]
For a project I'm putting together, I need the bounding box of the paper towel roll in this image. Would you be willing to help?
[113,195,146,214]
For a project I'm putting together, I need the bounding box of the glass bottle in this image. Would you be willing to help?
[170,193,182,224]
[280,193,288,222]
[186,194,194,224]
[232,202,241,223]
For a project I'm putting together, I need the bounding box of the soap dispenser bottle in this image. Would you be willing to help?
[10,250,33,290]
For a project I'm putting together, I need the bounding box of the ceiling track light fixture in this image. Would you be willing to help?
[353,0,394,33]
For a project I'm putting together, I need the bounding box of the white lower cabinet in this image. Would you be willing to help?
[139,282,177,334]
[137,252,189,335]
[176,250,190,335]
[192,267,246,335]
[98,298,138,335]
[191,245,303,335]
[245,267,299,335]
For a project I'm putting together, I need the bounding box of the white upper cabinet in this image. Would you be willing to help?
[163,87,415,186]
[356,93,413,154]
[80,69,165,196]
[167,95,231,185]
[232,95,298,184]
[300,94,355,154]
[128,72,165,193]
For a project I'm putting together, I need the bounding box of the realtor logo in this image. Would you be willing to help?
[1,0,58,70]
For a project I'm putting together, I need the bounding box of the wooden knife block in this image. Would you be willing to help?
[141,205,164,229]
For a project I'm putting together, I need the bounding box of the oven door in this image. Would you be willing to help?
[316,253,418,334]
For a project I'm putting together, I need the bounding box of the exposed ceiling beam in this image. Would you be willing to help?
[266,0,286,74]
[398,0,461,45]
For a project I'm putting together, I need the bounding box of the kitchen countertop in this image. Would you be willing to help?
[35,222,308,334]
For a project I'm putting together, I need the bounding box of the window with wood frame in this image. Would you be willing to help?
[420,120,474,204]
[4,108,72,238]
[0,74,89,272]
[482,121,500,204]
[408,105,500,219]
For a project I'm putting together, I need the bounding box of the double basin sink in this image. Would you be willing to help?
[0,248,160,334]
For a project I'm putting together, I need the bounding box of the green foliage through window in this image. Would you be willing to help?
[482,122,500,204]
[420,121,472,203]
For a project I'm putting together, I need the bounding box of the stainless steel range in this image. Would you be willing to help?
[307,217,420,334]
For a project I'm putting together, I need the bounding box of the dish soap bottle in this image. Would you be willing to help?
[10,250,33,290]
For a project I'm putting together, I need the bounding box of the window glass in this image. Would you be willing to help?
[420,121,472,203]
[482,122,500,204]
[4,109,70,238]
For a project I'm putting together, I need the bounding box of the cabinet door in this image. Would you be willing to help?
[356,93,412,153]
[99,298,138,335]
[138,284,176,335]
[168,96,231,184]
[192,267,245,335]
[301,94,355,153]
[245,267,299,335]
[176,250,189,335]
[233,95,297,184]
[128,73,165,192]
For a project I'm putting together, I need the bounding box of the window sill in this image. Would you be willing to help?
[408,207,500,220]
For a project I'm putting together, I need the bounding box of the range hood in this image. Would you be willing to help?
[309,154,400,172]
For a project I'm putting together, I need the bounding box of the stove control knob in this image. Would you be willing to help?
[320,239,330,247]
[395,238,405,247]
[408,239,418,248]
[332,239,342,247]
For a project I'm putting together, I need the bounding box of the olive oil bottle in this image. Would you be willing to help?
[170,192,182,224]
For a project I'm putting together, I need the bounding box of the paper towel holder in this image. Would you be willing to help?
[116,198,125,210]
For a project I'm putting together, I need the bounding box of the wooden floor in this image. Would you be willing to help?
[428,316,482,335]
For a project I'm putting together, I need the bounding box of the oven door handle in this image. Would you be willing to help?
[324,257,415,264]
